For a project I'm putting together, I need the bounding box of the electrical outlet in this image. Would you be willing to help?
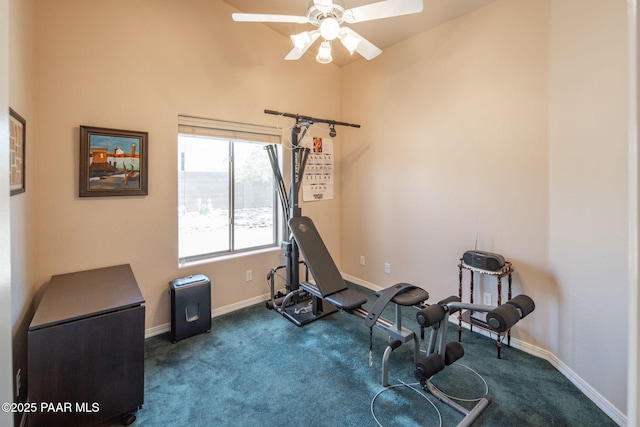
[16,368,21,397]
[245,270,252,282]
[360,255,365,266]
[384,263,391,274]
[483,292,492,306]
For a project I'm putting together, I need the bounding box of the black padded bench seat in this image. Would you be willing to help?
[364,282,429,328]
[326,288,368,311]
[376,284,429,306]
[300,281,368,311]
[290,216,370,312]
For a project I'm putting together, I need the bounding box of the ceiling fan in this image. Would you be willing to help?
[232,0,423,64]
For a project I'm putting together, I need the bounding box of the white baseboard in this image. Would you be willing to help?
[343,273,626,426]
[460,321,624,424]
[342,274,386,292]
[144,292,271,339]
[145,323,170,339]
[544,350,627,426]
[210,292,271,318]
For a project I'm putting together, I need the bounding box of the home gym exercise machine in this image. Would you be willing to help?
[263,108,357,320]
[263,109,429,386]
[262,109,537,425]
[413,294,535,426]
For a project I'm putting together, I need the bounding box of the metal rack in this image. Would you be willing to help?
[457,260,514,358]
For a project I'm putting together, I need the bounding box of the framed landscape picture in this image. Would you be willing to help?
[79,126,148,197]
[9,108,26,196]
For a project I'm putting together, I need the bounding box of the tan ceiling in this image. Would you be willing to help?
[223,0,497,66]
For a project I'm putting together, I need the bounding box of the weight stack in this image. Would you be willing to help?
[169,274,211,342]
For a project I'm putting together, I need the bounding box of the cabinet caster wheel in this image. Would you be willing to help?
[122,413,136,426]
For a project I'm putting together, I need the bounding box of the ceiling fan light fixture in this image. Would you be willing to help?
[316,40,333,64]
[291,31,312,52]
[319,17,340,41]
[340,31,361,55]
[233,0,425,63]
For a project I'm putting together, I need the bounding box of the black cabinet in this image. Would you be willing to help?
[28,264,145,426]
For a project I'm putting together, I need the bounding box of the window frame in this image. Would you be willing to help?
[178,115,282,264]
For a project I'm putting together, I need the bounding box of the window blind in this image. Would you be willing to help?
[178,115,282,144]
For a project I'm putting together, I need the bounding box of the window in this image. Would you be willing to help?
[178,116,281,262]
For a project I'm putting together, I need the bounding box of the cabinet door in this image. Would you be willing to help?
[28,305,144,427]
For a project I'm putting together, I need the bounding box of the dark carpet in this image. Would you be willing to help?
[136,285,617,426]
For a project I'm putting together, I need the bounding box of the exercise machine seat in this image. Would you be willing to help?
[376,284,429,306]
[299,281,368,311]
[325,288,368,311]
[290,216,368,310]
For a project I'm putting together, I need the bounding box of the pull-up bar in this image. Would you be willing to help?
[264,109,360,129]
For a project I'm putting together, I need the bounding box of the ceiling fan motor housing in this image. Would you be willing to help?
[306,0,346,25]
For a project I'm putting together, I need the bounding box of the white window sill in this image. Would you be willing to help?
[178,246,282,268]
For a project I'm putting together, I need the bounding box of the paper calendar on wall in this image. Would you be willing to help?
[301,137,333,202]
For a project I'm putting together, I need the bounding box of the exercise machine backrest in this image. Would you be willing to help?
[289,216,347,297]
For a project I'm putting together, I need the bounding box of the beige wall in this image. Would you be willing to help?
[1,0,14,423]
[29,0,342,330]
[341,0,628,419]
[9,0,36,330]
[630,1,640,423]
[8,0,37,418]
[548,0,629,415]
[341,0,548,336]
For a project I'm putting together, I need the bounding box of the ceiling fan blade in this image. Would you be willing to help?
[343,0,423,24]
[339,27,382,60]
[285,31,321,60]
[232,13,309,24]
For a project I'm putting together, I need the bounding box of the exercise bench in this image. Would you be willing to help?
[288,216,429,386]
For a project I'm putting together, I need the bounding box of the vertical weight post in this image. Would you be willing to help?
[262,109,359,315]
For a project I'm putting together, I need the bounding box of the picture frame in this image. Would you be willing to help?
[79,125,148,197]
[9,108,26,196]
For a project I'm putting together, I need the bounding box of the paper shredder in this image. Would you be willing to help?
[169,274,211,342]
